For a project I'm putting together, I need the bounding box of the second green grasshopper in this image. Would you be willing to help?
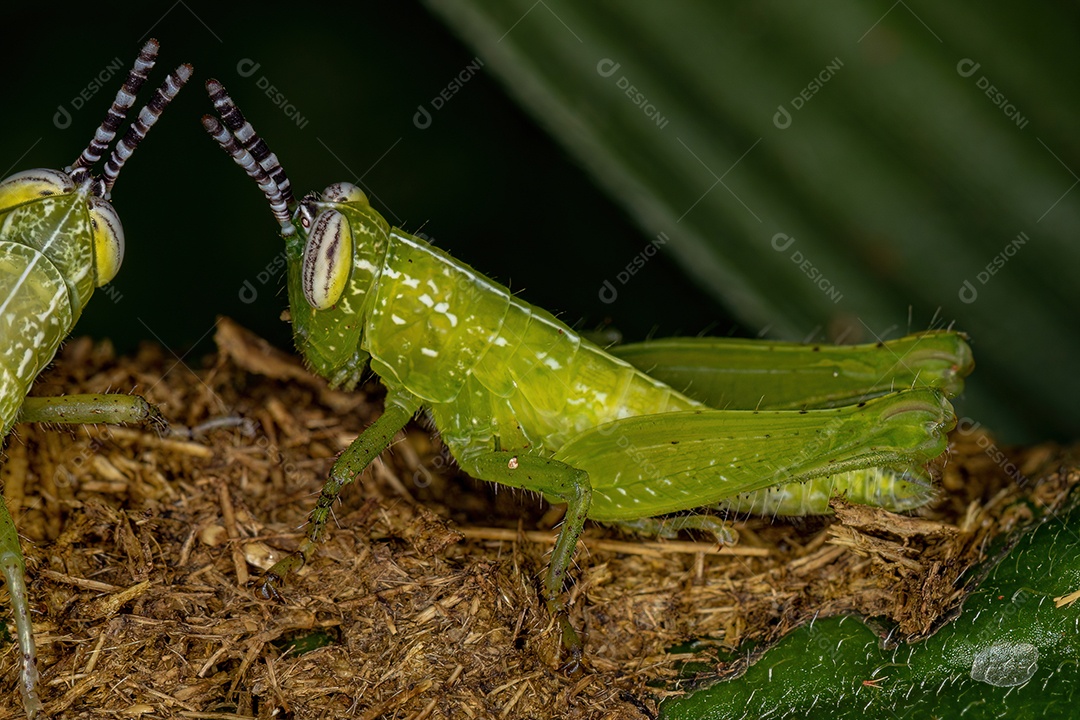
[1,41,186,717]
[202,80,972,668]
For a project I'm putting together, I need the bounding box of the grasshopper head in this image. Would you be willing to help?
[292,182,390,311]
[203,81,388,389]
[0,169,120,299]
[285,183,391,388]
[0,40,189,319]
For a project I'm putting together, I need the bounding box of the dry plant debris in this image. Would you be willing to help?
[0,317,1074,719]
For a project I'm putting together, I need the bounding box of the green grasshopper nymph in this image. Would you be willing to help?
[0,41,189,717]
[202,79,971,670]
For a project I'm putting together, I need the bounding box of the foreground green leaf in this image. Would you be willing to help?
[661,499,1080,720]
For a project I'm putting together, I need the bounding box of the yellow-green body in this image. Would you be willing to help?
[203,81,972,668]
[285,198,963,522]
[0,172,114,720]
[0,181,97,435]
[269,189,962,666]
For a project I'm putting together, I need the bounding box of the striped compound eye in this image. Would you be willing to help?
[0,169,76,207]
[87,197,125,285]
[302,208,353,309]
[322,182,368,205]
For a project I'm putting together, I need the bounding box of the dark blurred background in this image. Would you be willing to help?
[2,3,1077,443]
[0,3,728,353]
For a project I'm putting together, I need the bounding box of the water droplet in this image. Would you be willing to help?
[970,642,1038,687]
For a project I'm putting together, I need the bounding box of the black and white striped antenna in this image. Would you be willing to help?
[68,39,192,196]
[202,79,295,232]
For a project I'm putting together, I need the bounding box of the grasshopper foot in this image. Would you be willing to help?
[253,545,311,601]
[253,569,288,602]
[557,613,585,675]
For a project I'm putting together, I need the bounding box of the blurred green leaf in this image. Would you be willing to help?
[424,1,1080,442]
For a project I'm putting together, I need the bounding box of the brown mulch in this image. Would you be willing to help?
[0,317,1075,719]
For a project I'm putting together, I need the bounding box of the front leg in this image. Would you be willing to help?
[0,498,40,718]
[469,452,592,672]
[255,392,422,599]
[17,393,162,427]
[2,391,163,719]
